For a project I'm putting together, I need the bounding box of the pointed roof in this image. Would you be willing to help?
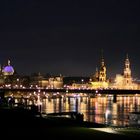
[125,54,130,63]
[100,49,105,67]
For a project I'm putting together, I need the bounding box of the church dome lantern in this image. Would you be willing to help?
[2,60,14,76]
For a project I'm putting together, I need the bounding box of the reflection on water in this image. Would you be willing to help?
[5,92,140,126]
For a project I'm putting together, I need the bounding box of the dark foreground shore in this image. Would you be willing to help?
[0,107,139,139]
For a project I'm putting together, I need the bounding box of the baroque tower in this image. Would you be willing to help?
[123,54,132,85]
[99,56,106,82]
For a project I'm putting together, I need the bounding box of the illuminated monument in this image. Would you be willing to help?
[123,54,132,85]
[30,73,63,89]
[2,60,14,76]
[0,59,14,85]
[70,55,109,89]
[112,55,138,89]
[99,57,107,82]
[90,56,108,89]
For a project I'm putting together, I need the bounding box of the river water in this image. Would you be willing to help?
[5,92,140,126]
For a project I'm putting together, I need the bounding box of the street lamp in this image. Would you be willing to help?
[81,79,84,89]
[17,78,19,88]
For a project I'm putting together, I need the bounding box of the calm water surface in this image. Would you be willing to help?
[6,92,140,126]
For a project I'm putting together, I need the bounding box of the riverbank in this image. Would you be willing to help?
[1,107,139,139]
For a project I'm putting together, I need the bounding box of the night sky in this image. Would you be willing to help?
[0,0,140,78]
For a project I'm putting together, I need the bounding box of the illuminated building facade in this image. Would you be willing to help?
[0,54,140,90]
[2,60,14,76]
[46,76,63,89]
[112,55,138,89]
[99,57,106,82]
[38,76,63,89]
[0,60,15,86]
[123,55,132,85]
[90,56,108,89]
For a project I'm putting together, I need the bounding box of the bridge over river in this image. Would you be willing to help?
[0,88,140,94]
[1,88,139,126]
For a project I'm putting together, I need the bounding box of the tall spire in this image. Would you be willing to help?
[96,67,98,72]
[126,53,129,59]
[124,54,132,84]
[8,59,11,66]
[95,67,99,80]
[99,49,106,82]
[125,54,130,68]
[101,49,104,66]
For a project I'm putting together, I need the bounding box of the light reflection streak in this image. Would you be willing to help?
[5,91,140,127]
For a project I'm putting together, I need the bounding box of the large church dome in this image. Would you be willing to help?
[2,60,14,76]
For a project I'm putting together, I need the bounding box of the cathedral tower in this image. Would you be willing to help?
[123,54,132,84]
[99,56,106,82]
